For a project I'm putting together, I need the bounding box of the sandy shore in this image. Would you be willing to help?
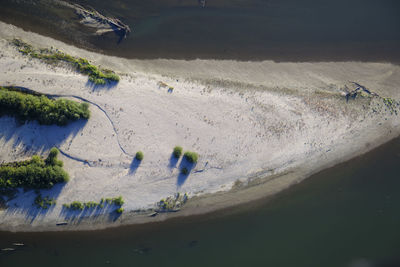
[0,21,400,232]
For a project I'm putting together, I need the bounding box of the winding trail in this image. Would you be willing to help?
[57,148,95,167]
[194,162,223,173]
[48,93,134,157]
[4,86,134,158]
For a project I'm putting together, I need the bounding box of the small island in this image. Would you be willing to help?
[0,21,400,232]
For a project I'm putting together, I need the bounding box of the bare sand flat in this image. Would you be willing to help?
[0,22,399,232]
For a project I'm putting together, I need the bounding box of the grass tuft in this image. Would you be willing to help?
[34,194,56,209]
[173,146,183,158]
[180,167,188,175]
[63,196,125,213]
[183,151,199,164]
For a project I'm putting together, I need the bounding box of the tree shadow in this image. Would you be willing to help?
[129,158,141,175]
[177,158,196,187]
[4,183,66,224]
[85,80,118,91]
[0,117,87,223]
[108,210,122,222]
[59,201,122,223]
[168,154,179,169]
[0,116,87,159]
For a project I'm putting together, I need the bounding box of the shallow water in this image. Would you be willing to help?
[0,0,399,61]
[1,136,399,267]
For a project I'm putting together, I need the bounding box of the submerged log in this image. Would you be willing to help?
[198,0,207,7]
[73,3,131,38]
[58,1,131,40]
[1,248,15,251]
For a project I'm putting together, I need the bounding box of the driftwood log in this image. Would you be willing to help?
[345,82,379,102]
[198,0,207,7]
[57,1,131,41]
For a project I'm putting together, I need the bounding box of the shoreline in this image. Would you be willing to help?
[1,132,399,233]
[1,21,400,232]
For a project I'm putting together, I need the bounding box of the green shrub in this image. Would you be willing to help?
[112,196,124,206]
[173,146,183,158]
[69,201,84,210]
[0,87,90,126]
[84,201,98,208]
[183,151,199,163]
[12,39,120,85]
[45,147,60,166]
[0,147,69,190]
[116,207,124,214]
[63,196,124,211]
[180,167,188,175]
[34,194,56,209]
[135,151,144,161]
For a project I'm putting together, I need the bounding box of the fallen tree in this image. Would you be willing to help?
[57,1,131,40]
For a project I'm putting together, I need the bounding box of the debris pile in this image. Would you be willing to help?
[156,193,189,212]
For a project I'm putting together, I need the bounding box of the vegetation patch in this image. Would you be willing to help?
[180,167,189,175]
[183,151,199,164]
[63,196,124,213]
[135,151,144,161]
[173,146,183,158]
[383,97,399,115]
[0,197,6,210]
[12,39,120,85]
[0,147,69,190]
[63,201,85,211]
[34,194,56,209]
[156,193,188,212]
[0,86,90,125]
[116,207,124,214]
[104,196,125,206]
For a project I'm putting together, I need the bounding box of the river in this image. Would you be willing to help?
[1,137,399,267]
[0,0,399,61]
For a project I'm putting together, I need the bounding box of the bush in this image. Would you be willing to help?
[135,151,144,161]
[173,146,183,158]
[84,201,99,208]
[112,196,124,206]
[0,147,69,190]
[68,201,84,210]
[0,87,90,126]
[116,207,124,214]
[34,194,56,209]
[180,167,188,175]
[183,151,199,163]
[63,196,124,211]
[45,147,60,166]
